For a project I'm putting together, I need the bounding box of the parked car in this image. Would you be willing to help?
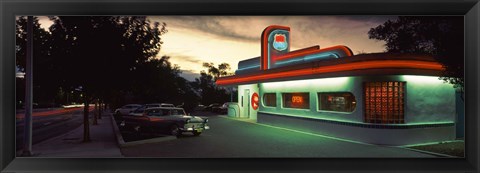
[212,102,229,114]
[205,103,220,112]
[115,104,142,116]
[120,107,209,136]
[145,103,175,108]
[194,104,206,111]
[128,105,147,117]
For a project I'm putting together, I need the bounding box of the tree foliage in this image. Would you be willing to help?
[16,17,59,106]
[46,16,167,141]
[15,16,234,142]
[194,62,233,105]
[368,16,464,91]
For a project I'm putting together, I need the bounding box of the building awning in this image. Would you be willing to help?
[216,53,444,86]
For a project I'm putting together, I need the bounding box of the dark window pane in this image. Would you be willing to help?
[263,93,276,107]
[318,92,356,112]
[147,109,163,116]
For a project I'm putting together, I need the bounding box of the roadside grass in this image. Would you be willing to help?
[407,140,464,157]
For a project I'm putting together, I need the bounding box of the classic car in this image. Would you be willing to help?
[114,104,142,116]
[204,103,220,112]
[212,102,229,114]
[119,107,209,136]
[145,103,175,108]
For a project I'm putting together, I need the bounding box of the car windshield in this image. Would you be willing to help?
[164,109,186,116]
[146,104,160,108]
[146,109,164,116]
[133,107,145,113]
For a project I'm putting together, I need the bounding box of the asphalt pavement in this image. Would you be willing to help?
[29,112,123,157]
[120,115,436,158]
[16,108,93,151]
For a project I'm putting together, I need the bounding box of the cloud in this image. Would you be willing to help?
[169,55,202,64]
[179,69,200,82]
[149,16,394,47]
[150,16,394,73]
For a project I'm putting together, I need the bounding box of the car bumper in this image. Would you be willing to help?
[180,123,210,132]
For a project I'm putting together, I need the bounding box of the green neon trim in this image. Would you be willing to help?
[259,111,360,125]
[259,111,454,126]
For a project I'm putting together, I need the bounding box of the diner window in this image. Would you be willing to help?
[318,92,356,112]
[364,82,405,124]
[282,93,309,109]
[263,93,277,107]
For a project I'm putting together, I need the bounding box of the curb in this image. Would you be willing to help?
[110,114,127,147]
[110,114,177,148]
[121,136,177,148]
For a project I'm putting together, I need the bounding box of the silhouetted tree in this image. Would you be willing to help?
[202,62,233,80]
[49,16,167,142]
[16,16,59,107]
[368,16,464,99]
[195,62,233,105]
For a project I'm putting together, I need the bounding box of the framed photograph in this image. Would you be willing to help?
[1,0,479,172]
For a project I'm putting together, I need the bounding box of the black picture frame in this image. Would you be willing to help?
[1,0,479,172]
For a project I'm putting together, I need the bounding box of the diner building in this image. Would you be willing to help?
[216,25,457,146]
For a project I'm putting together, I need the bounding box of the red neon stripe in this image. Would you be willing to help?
[15,107,94,119]
[275,45,352,61]
[261,25,290,70]
[216,60,443,85]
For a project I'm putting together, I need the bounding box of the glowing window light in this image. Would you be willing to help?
[261,77,349,90]
[364,81,405,124]
[283,93,309,109]
[401,75,447,85]
[292,96,303,103]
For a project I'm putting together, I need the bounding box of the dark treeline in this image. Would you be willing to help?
[368,16,464,98]
[16,16,233,141]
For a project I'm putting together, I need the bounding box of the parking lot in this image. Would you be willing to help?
[120,114,436,158]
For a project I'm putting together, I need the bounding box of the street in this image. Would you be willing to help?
[120,115,435,158]
[16,107,93,151]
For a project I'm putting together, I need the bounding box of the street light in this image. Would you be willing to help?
[22,16,34,156]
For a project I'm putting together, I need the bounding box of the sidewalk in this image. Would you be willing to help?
[30,112,124,157]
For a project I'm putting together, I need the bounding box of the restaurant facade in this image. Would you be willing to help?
[216,25,457,146]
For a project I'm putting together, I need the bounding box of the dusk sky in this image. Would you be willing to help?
[38,16,396,81]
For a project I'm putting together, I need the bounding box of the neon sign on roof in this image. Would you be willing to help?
[260,25,353,70]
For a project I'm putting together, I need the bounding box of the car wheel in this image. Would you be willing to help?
[170,125,181,137]
[192,131,202,136]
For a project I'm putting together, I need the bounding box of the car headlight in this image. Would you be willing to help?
[186,119,191,123]
[205,119,208,123]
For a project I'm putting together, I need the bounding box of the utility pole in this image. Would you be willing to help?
[22,16,34,156]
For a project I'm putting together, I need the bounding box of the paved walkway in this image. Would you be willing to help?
[30,112,123,157]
